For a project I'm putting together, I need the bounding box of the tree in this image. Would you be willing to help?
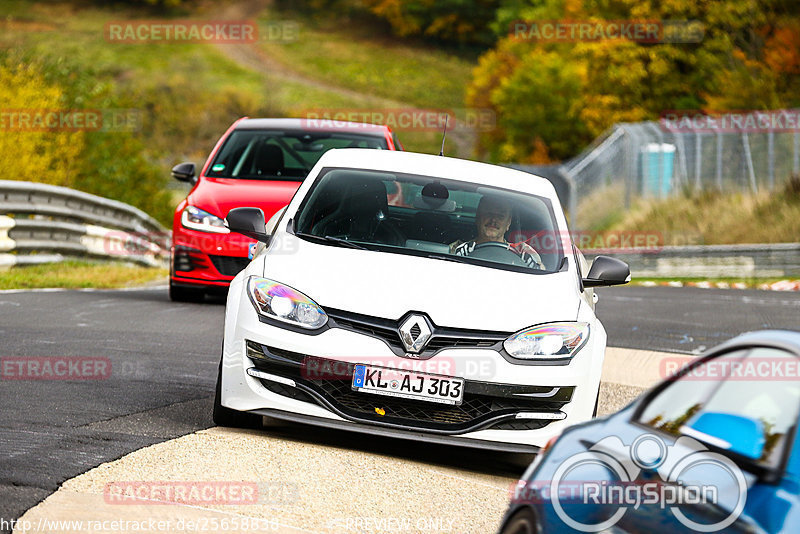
[0,62,85,187]
[468,0,800,162]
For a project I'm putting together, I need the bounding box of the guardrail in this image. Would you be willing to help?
[585,243,800,279]
[0,180,169,268]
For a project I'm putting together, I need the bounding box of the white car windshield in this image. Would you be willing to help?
[293,168,566,273]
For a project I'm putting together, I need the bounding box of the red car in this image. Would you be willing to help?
[169,117,401,301]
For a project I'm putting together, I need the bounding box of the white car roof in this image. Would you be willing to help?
[314,149,560,201]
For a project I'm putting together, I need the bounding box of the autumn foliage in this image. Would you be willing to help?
[467,0,800,162]
[0,62,84,188]
[0,57,173,223]
[290,0,798,163]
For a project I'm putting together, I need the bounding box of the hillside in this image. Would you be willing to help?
[3,0,797,248]
[0,0,477,224]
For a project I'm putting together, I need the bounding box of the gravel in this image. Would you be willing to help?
[28,427,516,533]
[17,382,647,534]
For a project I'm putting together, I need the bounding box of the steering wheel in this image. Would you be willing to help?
[467,241,530,268]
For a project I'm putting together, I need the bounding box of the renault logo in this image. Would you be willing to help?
[398,314,432,353]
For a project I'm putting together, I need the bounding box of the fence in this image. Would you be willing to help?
[0,180,169,268]
[559,110,800,230]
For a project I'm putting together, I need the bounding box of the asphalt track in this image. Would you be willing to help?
[1,285,798,531]
[597,285,800,354]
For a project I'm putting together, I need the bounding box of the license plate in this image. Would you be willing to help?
[351,364,464,405]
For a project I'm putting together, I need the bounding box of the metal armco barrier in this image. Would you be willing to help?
[586,243,800,279]
[0,180,169,268]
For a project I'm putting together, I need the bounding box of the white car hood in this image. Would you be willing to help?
[258,236,581,332]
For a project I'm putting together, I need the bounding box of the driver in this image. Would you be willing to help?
[450,194,545,269]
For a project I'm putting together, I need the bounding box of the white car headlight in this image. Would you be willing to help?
[181,206,230,234]
[247,276,328,329]
[504,322,589,359]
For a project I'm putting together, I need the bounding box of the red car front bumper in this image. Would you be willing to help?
[170,225,255,289]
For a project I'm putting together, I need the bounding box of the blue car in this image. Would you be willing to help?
[499,330,800,534]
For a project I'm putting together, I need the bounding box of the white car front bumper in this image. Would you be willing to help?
[220,276,607,451]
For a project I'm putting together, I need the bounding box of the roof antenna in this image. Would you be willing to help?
[438,115,449,156]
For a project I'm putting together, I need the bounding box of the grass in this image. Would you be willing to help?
[628,276,794,286]
[0,260,168,290]
[2,1,272,163]
[258,70,446,154]
[574,182,626,231]
[251,8,476,156]
[594,176,800,245]
[256,8,476,111]
[2,0,478,160]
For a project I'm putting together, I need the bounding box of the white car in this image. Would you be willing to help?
[213,149,630,453]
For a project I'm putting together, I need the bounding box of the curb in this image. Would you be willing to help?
[635,279,800,291]
[13,348,672,534]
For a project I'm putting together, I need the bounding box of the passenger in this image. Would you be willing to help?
[450,195,544,269]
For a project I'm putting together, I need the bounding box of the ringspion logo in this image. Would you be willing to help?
[513,433,747,532]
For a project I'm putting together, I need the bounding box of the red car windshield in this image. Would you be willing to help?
[206,129,390,180]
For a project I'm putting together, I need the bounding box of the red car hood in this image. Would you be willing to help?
[189,177,301,220]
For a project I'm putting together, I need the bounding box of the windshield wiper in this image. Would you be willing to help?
[294,232,368,250]
[424,253,473,265]
[425,252,552,272]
